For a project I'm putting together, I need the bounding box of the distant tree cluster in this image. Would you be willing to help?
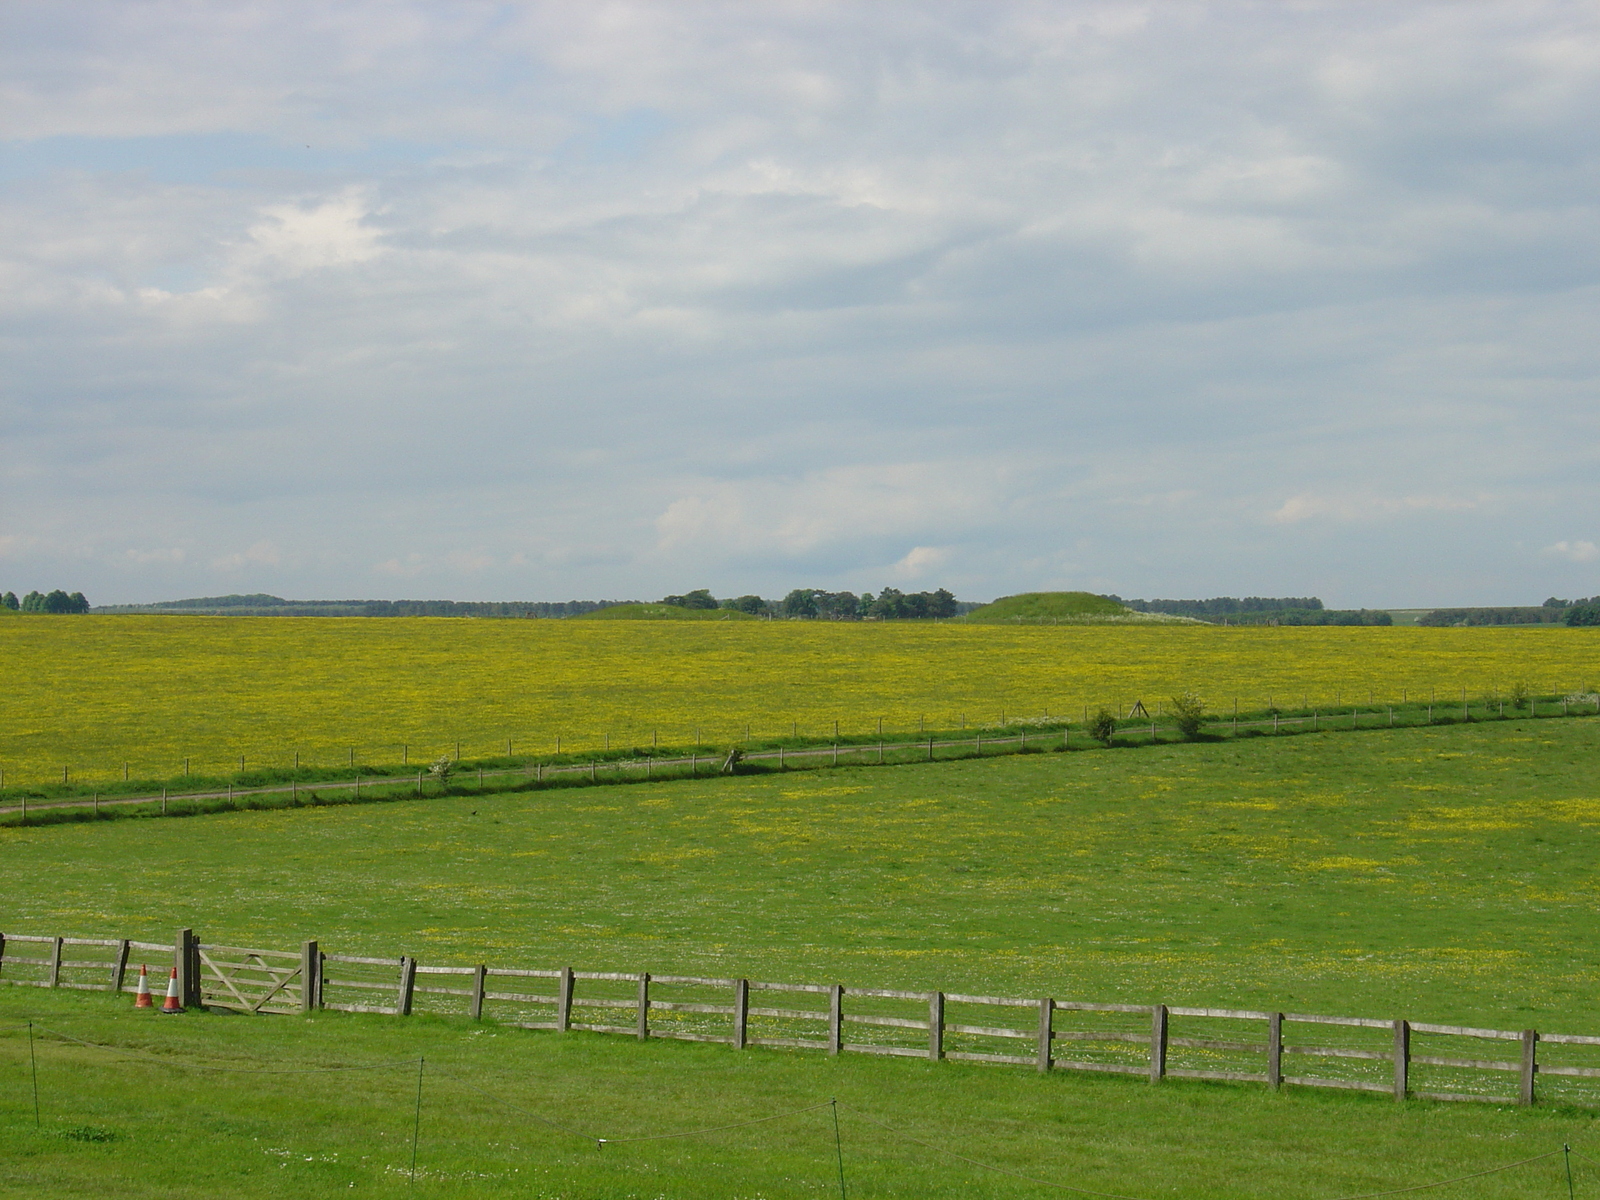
[1114,595,1325,617]
[1110,595,1388,625]
[1562,598,1600,627]
[108,595,630,618]
[4,589,89,613]
[657,587,962,619]
[781,587,959,620]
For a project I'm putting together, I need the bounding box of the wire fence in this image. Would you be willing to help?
[5,690,1598,825]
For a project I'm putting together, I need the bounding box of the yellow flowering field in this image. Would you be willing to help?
[2,615,1598,785]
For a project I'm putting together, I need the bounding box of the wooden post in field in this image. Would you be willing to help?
[1267,1012,1283,1088]
[48,937,63,987]
[398,956,417,1016]
[828,985,844,1055]
[179,928,201,1007]
[557,967,574,1031]
[929,991,945,1060]
[1392,1019,1409,1100]
[1149,1005,1168,1081]
[636,973,651,1040]
[301,941,320,1012]
[112,939,130,992]
[1520,1030,1538,1105]
[733,979,749,1048]
[470,965,487,1021]
[1037,998,1053,1072]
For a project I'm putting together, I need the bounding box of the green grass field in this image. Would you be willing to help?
[7,716,1600,1196]
[4,988,1599,1200]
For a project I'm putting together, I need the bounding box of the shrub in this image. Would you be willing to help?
[428,754,454,784]
[1089,708,1117,747]
[1170,691,1205,738]
[1509,681,1530,710]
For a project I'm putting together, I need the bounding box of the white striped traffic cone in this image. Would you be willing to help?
[134,964,153,1008]
[160,966,183,1013]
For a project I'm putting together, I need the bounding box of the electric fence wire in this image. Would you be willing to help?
[595,1099,836,1147]
[840,1104,1569,1200]
[19,1022,422,1074]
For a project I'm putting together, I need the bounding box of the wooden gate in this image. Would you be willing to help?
[197,943,305,1014]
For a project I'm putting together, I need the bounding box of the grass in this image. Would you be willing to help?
[8,708,1600,1195]
[6,716,1600,1030]
[3,988,1599,1200]
[2,615,1598,788]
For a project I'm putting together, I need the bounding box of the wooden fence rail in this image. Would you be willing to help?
[6,927,1600,1109]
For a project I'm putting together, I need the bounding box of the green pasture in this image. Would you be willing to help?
[3,988,1599,1200]
[5,717,1599,1027]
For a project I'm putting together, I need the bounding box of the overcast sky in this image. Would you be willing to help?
[3,1,1598,607]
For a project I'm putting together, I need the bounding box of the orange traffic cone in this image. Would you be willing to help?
[133,964,153,1008]
[160,966,183,1013]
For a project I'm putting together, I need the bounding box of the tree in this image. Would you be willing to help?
[728,594,767,615]
[1169,691,1205,739]
[782,589,817,618]
[1,592,17,610]
[928,588,957,619]
[662,589,718,610]
[1089,708,1117,746]
[1566,603,1600,627]
[21,591,45,612]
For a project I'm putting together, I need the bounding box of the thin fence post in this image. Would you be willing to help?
[1521,1029,1538,1106]
[733,979,749,1048]
[301,940,320,1012]
[1268,1012,1283,1088]
[0,932,6,978]
[1150,1004,1168,1081]
[48,937,63,988]
[1392,1019,1409,1100]
[1037,998,1053,1072]
[470,965,487,1021]
[112,939,130,992]
[928,990,944,1060]
[636,973,650,1040]
[174,928,193,1006]
[557,967,574,1031]
[398,955,417,1016]
[829,984,843,1055]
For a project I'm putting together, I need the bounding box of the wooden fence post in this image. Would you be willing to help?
[636,973,651,1040]
[1520,1030,1538,1106]
[174,929,193,1006]
[300,940,320,1013]
[470,965,487,1021]
[1392,1019,1409,1100]
[1037,998,1054,1072]
[733,979,749,1048]
[48,936,63,987]
[929,990,944,1060]
[829,985,843,1055]
[112,939,130,992]
[398,956,417,1016]
[1150,1005,1168,1081]
[0,932,6,979]
[1267,1012,1283,1088]
[557,967,574,1031]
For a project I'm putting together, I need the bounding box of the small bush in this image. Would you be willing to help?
[1509,682,1529,710]
[1170,692,1205,739]
[1089,708,1118,747]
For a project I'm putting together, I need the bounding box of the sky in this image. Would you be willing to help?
[2,1,1599,608]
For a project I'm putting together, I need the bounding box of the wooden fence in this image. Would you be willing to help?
[6,928,1600,1108]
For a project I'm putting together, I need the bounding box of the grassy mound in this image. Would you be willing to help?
[576,603,760,621]
[963,591,1128,621]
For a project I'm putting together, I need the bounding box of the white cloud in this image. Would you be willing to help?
[2,3,1600,606]
[1542,539,1599,563]
[210,541,283,571]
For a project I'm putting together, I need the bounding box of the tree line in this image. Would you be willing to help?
[3,589,90,613]
[660,587,965,620]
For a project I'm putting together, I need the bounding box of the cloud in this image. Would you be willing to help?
[2,3,1599,606]
[210,540,283,571]
[1542,539,1599,563]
